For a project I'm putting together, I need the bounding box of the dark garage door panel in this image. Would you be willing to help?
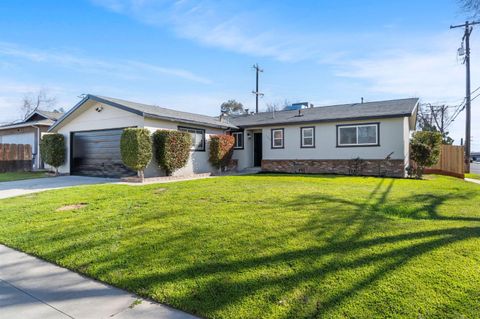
[71,129,135,178]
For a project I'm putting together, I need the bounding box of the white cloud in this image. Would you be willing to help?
[0,42,211,84]
[333,35,466,101]
[330,32,480,148]
[92,0,336,62]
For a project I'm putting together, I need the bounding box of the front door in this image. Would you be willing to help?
[253,133,262,167]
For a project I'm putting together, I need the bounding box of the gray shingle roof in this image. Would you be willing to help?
[90,95,237,129]
[229,98,419,128]
[36,110,64,120]
[0,119,54,130]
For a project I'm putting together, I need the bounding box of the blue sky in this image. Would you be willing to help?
[0,0,478,149]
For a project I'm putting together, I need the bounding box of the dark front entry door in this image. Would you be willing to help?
[71,129,135,178]
[253,133,262,167]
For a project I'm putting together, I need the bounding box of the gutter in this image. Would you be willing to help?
[143,113,238,130]
[233,113,414,129]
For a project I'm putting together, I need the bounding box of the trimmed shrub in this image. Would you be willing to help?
[209,134,235,171]
[410,131,442,178]
[152,130,191,176]
[120,128,152,181]
[40,133,65,175]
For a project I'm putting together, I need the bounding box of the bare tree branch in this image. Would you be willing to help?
[458,0,480,17]
[21,89,57,119]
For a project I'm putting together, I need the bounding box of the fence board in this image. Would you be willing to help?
[425,145,464,178]
[0,144,32,173]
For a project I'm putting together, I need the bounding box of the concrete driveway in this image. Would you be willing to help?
[0,245,198,319]
[0,176,117,199]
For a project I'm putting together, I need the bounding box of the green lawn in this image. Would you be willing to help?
[466,173,480,180]
[0,171,47,182]
[0,175,479,318]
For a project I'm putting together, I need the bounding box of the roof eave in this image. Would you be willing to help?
[144,113,238,130]
[0,121,53,130]
[235,113,413,128]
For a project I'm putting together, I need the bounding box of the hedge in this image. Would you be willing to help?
[209,134,235,171]
[120,128,152,180]
[152,130,191,176]
[40,133,65,175]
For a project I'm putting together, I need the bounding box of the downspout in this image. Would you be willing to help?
[31,125,41,170]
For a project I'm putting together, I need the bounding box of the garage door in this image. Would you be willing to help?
[71,129,135,178]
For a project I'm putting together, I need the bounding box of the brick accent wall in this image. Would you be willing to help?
[262,159,406,177]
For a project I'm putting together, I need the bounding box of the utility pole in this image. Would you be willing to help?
[451,21,480,173]
[252,64,264,113]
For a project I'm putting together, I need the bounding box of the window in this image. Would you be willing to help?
[178,126,205,151]
[232,131,244,149]
[337,123,379,147]
[271,128,284,149]
[301,127,315,148]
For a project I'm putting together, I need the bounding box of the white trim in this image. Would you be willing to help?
[272,129,284,148]
[232,131,244,149]
[301,127,314,147]
[338,124,378,146]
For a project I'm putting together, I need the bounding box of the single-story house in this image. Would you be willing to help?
[49,94,418,178]
[0,109,63,169]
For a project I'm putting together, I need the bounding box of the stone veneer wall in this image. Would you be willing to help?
[262,159,406,177]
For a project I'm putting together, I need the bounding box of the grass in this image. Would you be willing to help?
[0,171,47,182]
[0,174,479,318]
[465,173,480,180]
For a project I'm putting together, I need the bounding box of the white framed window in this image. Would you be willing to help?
[301,127,315,148]
[271,128,284,149]
[337,123,379,147]
[178,126,205,151]
[232,132,244,149]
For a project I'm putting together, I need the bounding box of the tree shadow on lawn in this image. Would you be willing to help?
[17,178,480,318]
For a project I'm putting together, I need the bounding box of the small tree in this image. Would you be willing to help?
[120,128,152,181]
[40,133,65,175]
[209,135,235,172]
[220,100,244,115]
[410,131,442,178]
[152,130,191,176]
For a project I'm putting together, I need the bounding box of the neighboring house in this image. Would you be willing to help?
[0,109,64,169]
[49,94,418,178]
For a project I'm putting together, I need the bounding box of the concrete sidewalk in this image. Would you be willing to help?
[465,178,480,185]
[0,245,198,319]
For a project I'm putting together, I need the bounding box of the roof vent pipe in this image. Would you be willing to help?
[361,97,364,104]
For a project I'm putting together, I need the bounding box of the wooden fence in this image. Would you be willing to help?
[0,144,32,173]
[424,145,465,178]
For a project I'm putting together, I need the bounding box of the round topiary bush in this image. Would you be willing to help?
[120,128,152,181]
[40,133,66,175]
[152,130,191,176]
[209,134,235,171]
